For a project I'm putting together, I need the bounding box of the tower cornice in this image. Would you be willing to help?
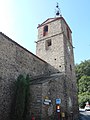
[37,17,72,33]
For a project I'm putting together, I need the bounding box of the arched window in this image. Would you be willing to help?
[43,25,48,36]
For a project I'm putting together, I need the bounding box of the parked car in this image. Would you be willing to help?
[84,105,90,111]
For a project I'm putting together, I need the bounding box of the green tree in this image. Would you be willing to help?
[75,59,90,108]
[79,76,90,94]
[23,74,30,120]
[78,92,90,108]
[13,75,27,120]
[11,74,30,120]
[75,60,90,81]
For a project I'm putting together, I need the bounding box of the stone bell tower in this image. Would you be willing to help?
[36,4,78,119]
[36,13,75,78]
[36,14,77,85]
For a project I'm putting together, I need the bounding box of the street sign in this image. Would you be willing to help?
[61,112,65,117]
[43,99,51,105]
[56,98,61,104]
[56,105,60,113]
[44,101,49,105]
[57,109,60,112]
[45,99,51,103]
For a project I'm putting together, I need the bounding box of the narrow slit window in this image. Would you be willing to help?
[45,39,52,50]
[70,65,72,71]
[47,39,51,46]
[43,25,48,36]
[67,27,70,39]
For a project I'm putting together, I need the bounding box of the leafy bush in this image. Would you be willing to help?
[75,60,90,108]
[11,74,30,120]
[78,92,90,108]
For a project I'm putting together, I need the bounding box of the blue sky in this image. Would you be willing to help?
[0,0,90,64]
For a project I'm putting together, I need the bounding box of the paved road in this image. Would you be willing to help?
[79,110,90,120]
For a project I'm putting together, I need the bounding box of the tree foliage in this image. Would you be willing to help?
[11,74,31,120]
[79,76,90,94]
[23,74,31,120]
[78,92,90,108]
[75,60,90,81]
[75,59,90,108]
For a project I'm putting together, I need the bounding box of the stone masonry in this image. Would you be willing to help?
[0,16,79,120]
[0,32,50,120]
[36,17,79,119]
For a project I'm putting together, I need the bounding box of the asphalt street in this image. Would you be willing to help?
[79,109,90,120]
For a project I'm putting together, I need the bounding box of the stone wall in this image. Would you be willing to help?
[36,34,66,73]
[36,17,79,120]
[30,73,79,120]
[0,15,79,120]
[37,18,62,40]
[30,74,67,120]
[36,18,66,73]
[0,33,49,120]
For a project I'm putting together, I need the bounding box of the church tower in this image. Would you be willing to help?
[36,7,75,79]
[36,5,78,119]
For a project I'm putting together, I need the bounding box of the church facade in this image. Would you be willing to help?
[0,16,79,120]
